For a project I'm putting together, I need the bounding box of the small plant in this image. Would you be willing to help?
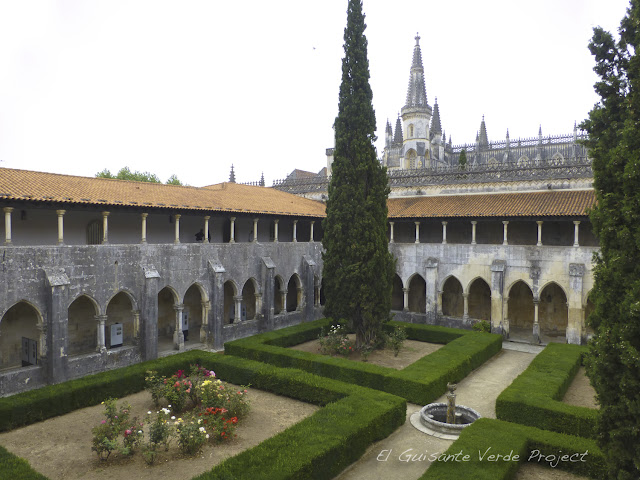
[147,407,173,451]
[318,324,355,358]
[145,370,164,407]
[359,344,374,362]
[175,414,208,456]
[91,399,143,460]
[472,320,491,333]
[386,325,408,357]
[199,407,238,442]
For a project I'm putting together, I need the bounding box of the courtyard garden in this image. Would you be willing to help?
[0,319,603,480]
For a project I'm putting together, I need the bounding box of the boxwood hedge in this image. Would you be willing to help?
[224,318,503,405]
[495,343,598,438]
[420,418,605,480]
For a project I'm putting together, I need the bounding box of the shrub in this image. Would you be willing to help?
[91,398,143,459]
[175,414,208,456]
[318,324,355,357]
[199,407,238,442]
[386,324,408,356]
[472,320,491,333]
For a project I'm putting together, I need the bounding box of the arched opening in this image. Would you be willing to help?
[106,292,134,349]
[508,281,534,331]
[442,276,463,317]
[408,274,426,313]
[517,156,530,167]
[468,278,491,321]
[242,279,257,320]
[274,275,284,314]
[287,274,301,312]
[314,275,320,307]
[183,284,205,343]
[0,301,42,370]
[223,281,237,324]
[158,286,178,349]
[67,295,99,356]
[391,274,404,311]
[539,282,568,338]
[405,149,418,169]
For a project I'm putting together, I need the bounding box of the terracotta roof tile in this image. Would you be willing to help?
[0,167,326,217]
[387,190,595,218]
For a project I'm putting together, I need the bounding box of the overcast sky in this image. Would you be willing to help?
[0,1,631,187]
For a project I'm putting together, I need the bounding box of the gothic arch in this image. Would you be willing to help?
[407,273,426,313]
[223,280,238,324]
[391,274,404,311]
[405,149,418,169]
[538,282,568,337]
[507,280,534,330]
[442,276,463,317]
[0,300,43,370]
[287,274,302,312]
[183,283,206,343]
[242,278,259,320]
[488,157,498,168]
[467,277,491,321]
[105,289,138,312]
[551,152,564,164]
[158,286,179,345]
[181,282,209,303]
[67,293,100,316]
[517,155,530,167]
[68,294,100,356]
[106,291,135,348]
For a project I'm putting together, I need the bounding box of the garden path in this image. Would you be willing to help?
[334,342,593,480]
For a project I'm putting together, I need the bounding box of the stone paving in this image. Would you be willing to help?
[334,345,539,480]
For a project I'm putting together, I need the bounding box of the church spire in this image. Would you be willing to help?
[478,115,488,147]
[229,164,236,183]
[404,33,428,108]
[393,115,403,143]
[430,98,442,136]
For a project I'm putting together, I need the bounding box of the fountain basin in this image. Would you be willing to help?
[415,402,481,438]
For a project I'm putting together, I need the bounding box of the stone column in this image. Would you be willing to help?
[502,298,510,338]
[502,221,509,246]
[261,256,276,329]
[174,214,181,244]
[536,221,543,246]
[102,211,110,244]
[43,268,70,384]
[568,264,585,344]
[402,287,409,312]
[273,219,279,242]
[314,284,320,306]
[141,213,148,244]
[414,221,420,243]
[573,221,580,247]
[207,261,226,350]
[133,310,141,340]
[471,221,477,245]
[253,218,259,242]
[442,221,448,244]
[56,210,66,245]
[141,265,160,360]
[234,295,243,322]
[310,221,315,242]
[173,304,184,350]
[281,290,287,314]
[96,315,107,353]
[3,207,13,244]
[293,220,298,242]
[462,292,469,324]
[490,260,506,336]
[389,221,395,243]
[200,301,210,343]
[437,290,444,315]
[425,257,439,322]
[203,216,210,244]
[296,287,303,311]
[533,299,541,344]
[255,293,263,318]
[229,217,236,243]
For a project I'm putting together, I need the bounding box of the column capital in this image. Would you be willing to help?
[274,218,279,224]
[536,220,543,225]
[3,206,14,214]
[204,215,210,220]
[442,221,448,225]
[101,211,110,217]
[233,295,243,302]
[293,219,298,224]
[230,216,236,221]
[173,303,184,312]
[56,209,66,216]
[573,220,581,225]
[414,221,420,226]
[174,214,181,220]
[141,212,148,218]
[502,220,509,225]
[471,220,477,225]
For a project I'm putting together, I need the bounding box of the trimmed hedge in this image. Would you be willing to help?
[0,351,212,432]
[0,350,406,480]
[421,418,605,480]
[495,343,598,438]
[224,318,503,405]
[0,445,48,480]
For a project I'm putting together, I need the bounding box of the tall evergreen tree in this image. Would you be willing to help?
[322,0,395,348]
[582,1,640,478]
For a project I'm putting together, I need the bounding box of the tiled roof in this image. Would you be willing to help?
[387,190,595,218]
[0,167,326,217]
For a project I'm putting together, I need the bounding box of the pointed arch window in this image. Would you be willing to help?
[408,124,414,139]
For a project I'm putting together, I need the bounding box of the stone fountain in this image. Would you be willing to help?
[410,382,481,440]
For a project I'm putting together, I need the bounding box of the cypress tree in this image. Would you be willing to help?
[322,0,395,348]
[582,1,640,477]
